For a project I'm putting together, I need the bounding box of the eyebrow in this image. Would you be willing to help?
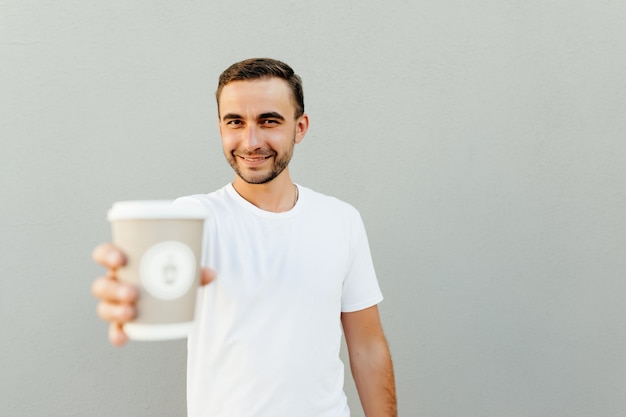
[221,112,286,122]
[222,113,242,122]
[259,112,285,121]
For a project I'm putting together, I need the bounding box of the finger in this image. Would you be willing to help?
[92,243,126,269]
[91,276,138,304]
[200,267,217,286]
[97,301,137,323]
[109,322,128,347]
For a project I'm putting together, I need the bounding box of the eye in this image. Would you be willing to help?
[261,119,280,126]
[226,120,243,127]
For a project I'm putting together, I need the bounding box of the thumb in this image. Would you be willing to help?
[200,267,217,286]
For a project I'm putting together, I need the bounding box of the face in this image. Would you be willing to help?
[218,78,308,185]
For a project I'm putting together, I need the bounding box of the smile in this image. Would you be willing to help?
[240,155,271,161]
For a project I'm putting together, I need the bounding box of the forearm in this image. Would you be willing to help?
[349,338,397,417]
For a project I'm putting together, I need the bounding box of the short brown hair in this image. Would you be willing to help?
[216,58,305,119]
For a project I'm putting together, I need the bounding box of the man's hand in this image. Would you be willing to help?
[91,243,215,346]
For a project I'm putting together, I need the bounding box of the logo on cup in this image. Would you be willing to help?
[140,241,196,300]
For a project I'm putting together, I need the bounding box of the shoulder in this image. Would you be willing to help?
[298,185,363,224]
[300,184,357,209]
[173,184,235,219]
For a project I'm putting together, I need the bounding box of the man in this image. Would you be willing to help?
[92,58,397,417]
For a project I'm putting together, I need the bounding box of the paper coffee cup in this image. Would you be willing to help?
[107,201,206,341]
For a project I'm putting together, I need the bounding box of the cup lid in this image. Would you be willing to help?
[107,200,207,220]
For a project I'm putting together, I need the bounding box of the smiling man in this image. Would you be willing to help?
[92,58,397,417]
[219,79,305,186]
[218,72,308,211]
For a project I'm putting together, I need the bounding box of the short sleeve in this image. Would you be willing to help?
[340,212,383,312]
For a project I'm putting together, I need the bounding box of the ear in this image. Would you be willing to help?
[294,113,309,144]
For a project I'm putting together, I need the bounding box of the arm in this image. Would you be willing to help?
[342,305,397,417]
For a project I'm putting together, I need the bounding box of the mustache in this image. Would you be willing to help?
[233,149,276,157]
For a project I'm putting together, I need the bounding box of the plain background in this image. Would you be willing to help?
[2,1,626,416]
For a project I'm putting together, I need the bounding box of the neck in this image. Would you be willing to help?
[232,172,298,213]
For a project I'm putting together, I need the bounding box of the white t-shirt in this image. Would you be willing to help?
[176,184,383,417]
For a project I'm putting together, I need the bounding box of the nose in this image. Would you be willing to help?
[242,125,262,151]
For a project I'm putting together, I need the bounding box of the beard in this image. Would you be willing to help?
[226,138,295,185]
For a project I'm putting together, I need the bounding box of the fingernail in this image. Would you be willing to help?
[106,250,122,266]
[116,305,134,320]
[118,286,137,301]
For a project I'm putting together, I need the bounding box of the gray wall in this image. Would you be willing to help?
[2,1,626,416]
